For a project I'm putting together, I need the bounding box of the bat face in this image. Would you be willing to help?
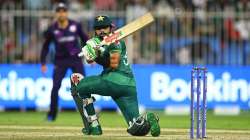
[101,12,154,46]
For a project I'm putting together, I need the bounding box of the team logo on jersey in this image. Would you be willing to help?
[54,30,60,35]
[69,25,76,32]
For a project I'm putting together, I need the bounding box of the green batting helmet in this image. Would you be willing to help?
[93,15,112,29]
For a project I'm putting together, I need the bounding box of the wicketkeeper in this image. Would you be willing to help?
[70,15,160,136]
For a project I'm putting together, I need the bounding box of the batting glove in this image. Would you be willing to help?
[79,37,104,61]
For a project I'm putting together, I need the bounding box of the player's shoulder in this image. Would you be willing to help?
[45,22,57,35]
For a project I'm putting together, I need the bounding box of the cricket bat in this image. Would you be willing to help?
[102,12,154,45]
[78,12,154,57]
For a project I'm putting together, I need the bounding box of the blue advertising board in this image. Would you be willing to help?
[0,64,250,110]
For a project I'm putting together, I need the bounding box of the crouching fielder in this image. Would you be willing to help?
[70,15,160,136]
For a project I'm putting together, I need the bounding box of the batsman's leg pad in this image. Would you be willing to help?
[81,114,98,135]
[71,73,84,86]
[127,115,150,136]
[83,97,96,107]
[82,114,102,135]
[70,80,91,135]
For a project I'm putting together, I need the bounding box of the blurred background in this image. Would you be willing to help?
[0,0,250,115]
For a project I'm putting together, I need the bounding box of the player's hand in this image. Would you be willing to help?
[86,37,101,50]
[81,46,96,61]
[41,64,47,73]
[79,37,104,60]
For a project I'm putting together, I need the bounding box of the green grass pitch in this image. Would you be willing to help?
[0,110,249,140]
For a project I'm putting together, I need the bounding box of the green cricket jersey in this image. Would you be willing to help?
[77,39,139,124]
[95,40,135,86]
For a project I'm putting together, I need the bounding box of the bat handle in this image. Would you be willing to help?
[78,52,84,57]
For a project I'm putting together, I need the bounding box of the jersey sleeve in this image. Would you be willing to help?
[95,51,109,67]
[120,40,127,53]
[40,27,53,65]
[108,41,123,54]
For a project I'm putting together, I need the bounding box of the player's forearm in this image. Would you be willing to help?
[40,50,48,65]
[40,40,50,64]
[95,53,108,66]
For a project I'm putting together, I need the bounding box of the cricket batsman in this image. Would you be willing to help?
[70,15,160,136]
